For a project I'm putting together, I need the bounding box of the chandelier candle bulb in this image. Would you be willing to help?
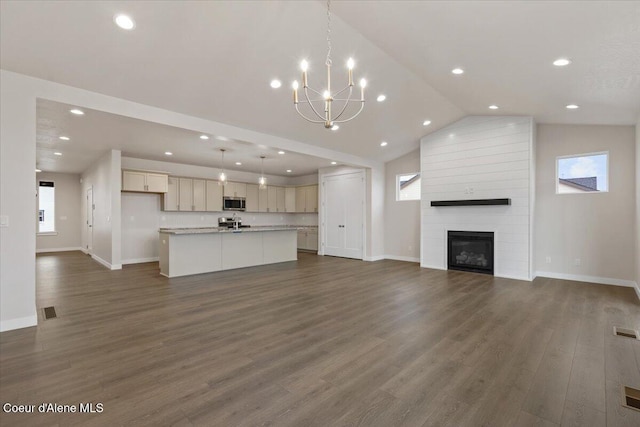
[292,81,299,103]
[347,57,354,86]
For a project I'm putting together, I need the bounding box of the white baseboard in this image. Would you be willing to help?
[0,314,37,332]
[36,246,83,253]
[535,271,639,297]
[363,255,385,262]
[385,255,420,263]
[421,263,446,270]
[122,257,159,265]
[90,254,121,270]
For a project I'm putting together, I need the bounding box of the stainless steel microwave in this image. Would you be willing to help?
[223,196,246,211]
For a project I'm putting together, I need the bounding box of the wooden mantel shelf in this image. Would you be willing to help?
[430,198,511,207]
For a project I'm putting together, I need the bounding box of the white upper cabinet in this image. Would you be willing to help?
[192,179,206,211]
[223,182,246,198]
[285,187,296,212]
[164,177,179,211]
[206,180,223,212]
[258,186,269,212]
[245,184,259,212]
[178,178,193,211]
[294,185,318,212]
[276,187,286,212]
[267,187,277,212]
[122,170,168,193]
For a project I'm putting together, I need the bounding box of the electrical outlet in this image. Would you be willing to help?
[574,258,581,266]
[545,256,551,264]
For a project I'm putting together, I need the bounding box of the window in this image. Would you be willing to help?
[397,173,421,201]
[556,152,608,194]
[38,181,55,233]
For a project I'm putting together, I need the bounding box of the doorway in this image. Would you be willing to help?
[322,171,364,259]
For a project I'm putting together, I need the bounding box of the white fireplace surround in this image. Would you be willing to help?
[420,116,535,281]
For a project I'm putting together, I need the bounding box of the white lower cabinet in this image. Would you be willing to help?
[297,228,318,251]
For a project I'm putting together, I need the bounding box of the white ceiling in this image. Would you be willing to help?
[2,1,639,175]
[36,99,334,176]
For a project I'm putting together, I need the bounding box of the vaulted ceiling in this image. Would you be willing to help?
[2,1,639,174]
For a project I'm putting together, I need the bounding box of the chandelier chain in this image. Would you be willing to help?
[326,0,332,67]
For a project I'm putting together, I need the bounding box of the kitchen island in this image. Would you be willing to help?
[158,226,298,278]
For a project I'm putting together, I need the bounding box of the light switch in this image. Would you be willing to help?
[0,215,8,227]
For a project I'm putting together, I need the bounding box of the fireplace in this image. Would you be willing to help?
[447,231,494,275]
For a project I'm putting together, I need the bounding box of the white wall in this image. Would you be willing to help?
[81,150,122,269]
[36,172,82,252]
[634,119,639,288]
[535,124,636,285]
[384,149,420,262]
[420,116,535,281]
[0,71,37,331]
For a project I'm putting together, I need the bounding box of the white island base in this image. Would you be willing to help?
[159,228,297,278]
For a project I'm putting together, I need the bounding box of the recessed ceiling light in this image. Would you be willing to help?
[376,94,386,102]
[380,141,388,147]
[114,14,135,30]
[235,162,242,165]
[553,58,571,67]
[451,68,464,75]
[331,124,339,131]
[270,79,282,89]
[566,104,580,109]
[286,169,292,173]
[423,120,431,126]
[489,105,499,110]
[54,152,62,156]
[35,169,42,173]
[278,150,285,155]
[331,161,337,165]
[164,152,173,156]
[200,135,209,140]
[69,109,84,115]
[59,136,70,141]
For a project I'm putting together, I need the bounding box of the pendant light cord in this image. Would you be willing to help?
[326,0,332,67]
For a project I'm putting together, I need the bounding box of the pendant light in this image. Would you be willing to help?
[218,148,227,186]
[259,156,267,189]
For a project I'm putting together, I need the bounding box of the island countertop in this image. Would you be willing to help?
[159,225,315,235]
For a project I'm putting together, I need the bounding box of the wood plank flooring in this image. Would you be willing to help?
[1,251,639,426]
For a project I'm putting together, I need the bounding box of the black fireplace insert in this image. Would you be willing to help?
[447,231,494,275]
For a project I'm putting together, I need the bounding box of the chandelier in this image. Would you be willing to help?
[292,0,366,129]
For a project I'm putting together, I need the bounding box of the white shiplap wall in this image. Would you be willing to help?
[420,116,534,280]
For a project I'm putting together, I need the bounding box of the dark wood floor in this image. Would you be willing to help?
[1,251,639,426]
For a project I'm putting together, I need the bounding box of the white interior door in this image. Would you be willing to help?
[323,172,364,259]
[86,187,93,254]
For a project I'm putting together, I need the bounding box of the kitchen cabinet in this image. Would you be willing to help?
[223,181,246,198]
[178,178,193,211]
[267,187,277,212]
[245,184,259,212]
[122,170,168,193]
[193,179,206,211]
[295,187,306,212]
[206,180,223,212]
[258,187,268,212]
[164,177,179,211]
[276,187,286,212]
[294,185,318,212]
[297,228,318,251]
[285,187,296,212]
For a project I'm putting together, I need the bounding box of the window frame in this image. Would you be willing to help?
[37,179,57,235]
[396,172,421,201]
[555,151,609,195]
